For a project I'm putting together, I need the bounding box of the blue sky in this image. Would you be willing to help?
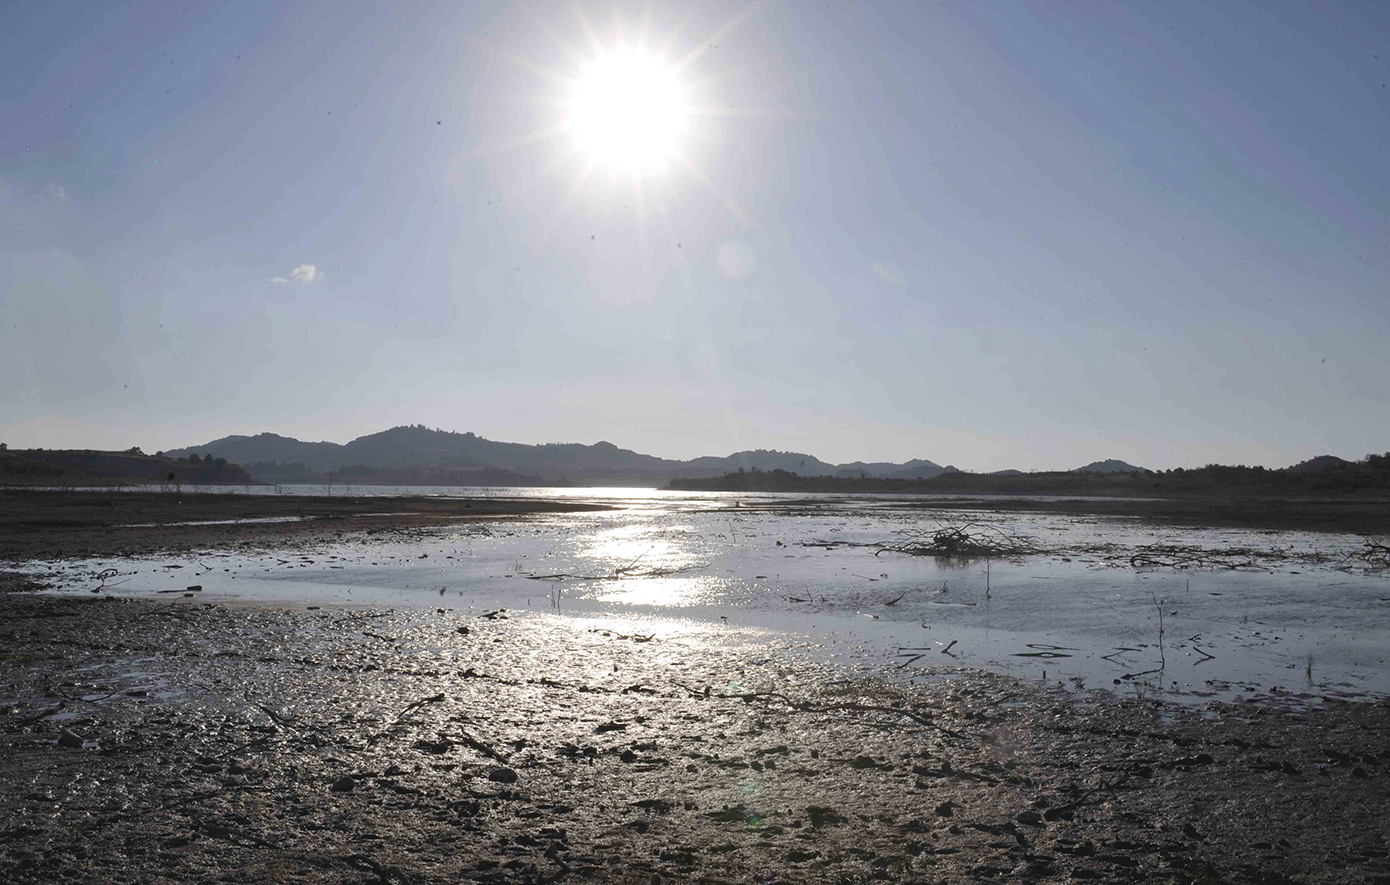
[3,0,1387,471]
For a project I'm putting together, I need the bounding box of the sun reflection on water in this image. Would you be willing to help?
[591,575,734,607]
[579,523,703,574]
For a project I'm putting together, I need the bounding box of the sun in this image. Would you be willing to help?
[565,50,688,174]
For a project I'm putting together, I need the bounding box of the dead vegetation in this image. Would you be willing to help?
[1352,538,1390,569]
[805,522,1043,559]
[805,520,1387,574]
[876,523,1045,558]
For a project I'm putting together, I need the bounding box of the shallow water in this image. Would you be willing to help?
[24,490,1390,704]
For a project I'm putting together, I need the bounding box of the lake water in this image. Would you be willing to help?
[24,486,1390,705]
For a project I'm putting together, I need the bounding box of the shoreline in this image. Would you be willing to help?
[0,489,612,561]
[2,592,1387,884]
[5,487,1389,564]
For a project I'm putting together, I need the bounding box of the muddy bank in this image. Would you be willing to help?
[2,593,1388,884]
[881,495,1390,535]
[0,490,611,561]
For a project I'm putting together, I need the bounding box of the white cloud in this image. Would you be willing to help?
[268,264,319,285]
[870,260,906,288]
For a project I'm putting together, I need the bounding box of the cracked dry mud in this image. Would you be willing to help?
[2,591,1388,885]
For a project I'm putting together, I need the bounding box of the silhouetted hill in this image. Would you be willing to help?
[164,427,678,483]
[1074,459,1147,473]
[673,454,1390,497]
[165,427,953,485]
[889,461,958,479]
[1286,455,1353,472]
[159,433,343,469]
[158,425,1388,492]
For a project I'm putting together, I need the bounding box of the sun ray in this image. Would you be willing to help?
[637,1,654,53]
[465,36,573,88]
[655,9,695,62]
[466,122,571,161]
[685,104,806,121]
[670,0,767,75]
[570,0,605,57]
[524,9,591,71]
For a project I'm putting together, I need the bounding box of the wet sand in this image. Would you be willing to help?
[3,589,1389,884]
[881,494,1390,535]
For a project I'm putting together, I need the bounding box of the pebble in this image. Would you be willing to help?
[330,775,356,792]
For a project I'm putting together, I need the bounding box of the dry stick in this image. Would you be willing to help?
[525,563,698,582]
[456,728,506,762]
[1152,592,1166,673]
[735,691,967,739]
[47,684,123,703]
[393,693,446,722]
[367,693,447,745]
[1120,667,1163,680]
[249,701,313,731]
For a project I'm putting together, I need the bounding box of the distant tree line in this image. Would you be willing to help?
[242,461,554,487]
[671,455,1390,496]
[0,448,253,486]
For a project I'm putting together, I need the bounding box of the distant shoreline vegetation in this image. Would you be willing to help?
[0,449,556,489]
[242,462,555,488]
[3,435,1387,497]
[0,448,253,487]
[667,456,1390,497]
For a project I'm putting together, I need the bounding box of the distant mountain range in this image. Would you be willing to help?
[156,425,1170,485]
[161,425,971,485]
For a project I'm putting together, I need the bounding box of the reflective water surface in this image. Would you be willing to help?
[24,488,1390,705]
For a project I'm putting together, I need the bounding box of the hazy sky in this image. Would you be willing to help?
[3,1,1387,471]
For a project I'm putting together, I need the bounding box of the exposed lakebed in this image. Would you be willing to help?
[20,489,1390,705]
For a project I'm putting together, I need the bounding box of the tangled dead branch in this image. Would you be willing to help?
[874,522,1044,559]
[805,521,1375,573]
[1352,539,1390,569]
[1125,544,1273,570]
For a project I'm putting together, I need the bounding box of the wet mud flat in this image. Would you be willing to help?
[3,593,1388,885]
[881,495,1390,536]
[0,489,611,561]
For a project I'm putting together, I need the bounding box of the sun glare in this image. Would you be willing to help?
[566,51,688,173]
